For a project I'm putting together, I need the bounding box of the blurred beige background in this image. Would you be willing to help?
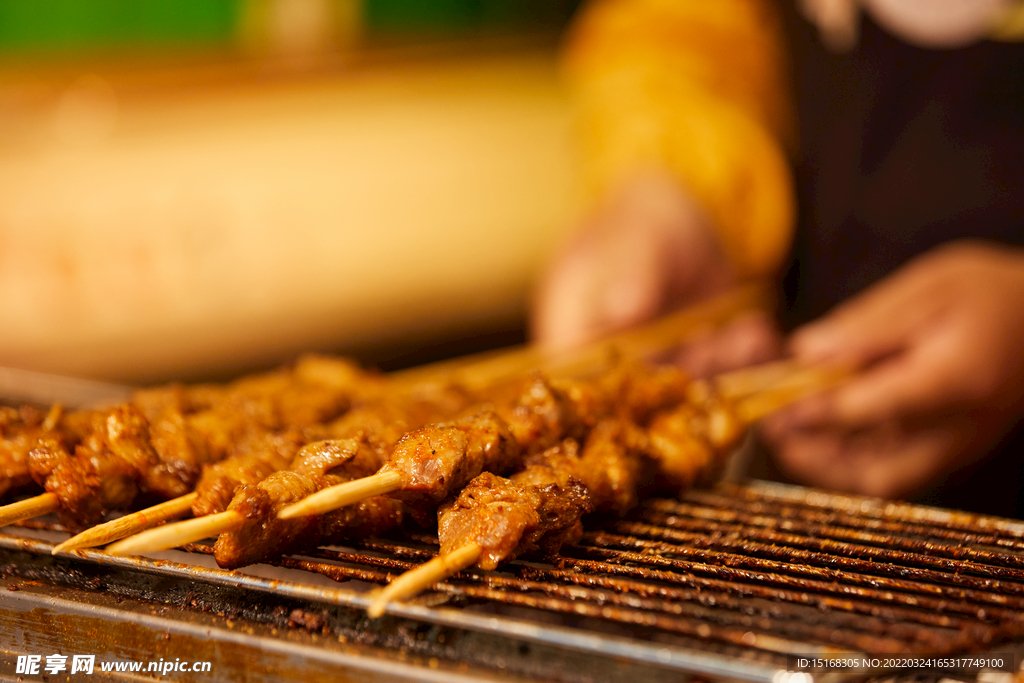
[0,44,581,382]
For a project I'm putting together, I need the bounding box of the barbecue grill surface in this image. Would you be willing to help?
[2,480,1023,683]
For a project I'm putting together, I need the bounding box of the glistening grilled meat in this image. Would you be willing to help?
[431,386,745,576]
[381,410,521,524]
[209,374,602,568]
[0,404,66,499]
[240,368,722,571]
[23,356,368,529]
[347,373,616,527]
[211,385,478,568]
[191,429,314,517]
[646,380,743,491]
[192,384,471,520]
[214,436,399,569]
[437,464,592,570]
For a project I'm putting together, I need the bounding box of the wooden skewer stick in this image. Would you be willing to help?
[278,470,404,520]
[391,283,771,390]
[716,359,807,402]
[0,493,60,528]
[367,543,482,618]
[52,493,198,554]
[735,365,850,423]
[105,510,244,556]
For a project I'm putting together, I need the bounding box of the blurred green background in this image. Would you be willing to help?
[0,0,579,55]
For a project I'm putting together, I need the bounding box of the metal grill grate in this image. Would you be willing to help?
[2,480,1023,682]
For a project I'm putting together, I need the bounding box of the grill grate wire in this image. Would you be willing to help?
[3,480,1024,680]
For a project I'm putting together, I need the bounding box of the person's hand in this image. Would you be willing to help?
[763,241,1024,499]
[532,168,781,374]
[673,309,783,379]
[533,169,734,349]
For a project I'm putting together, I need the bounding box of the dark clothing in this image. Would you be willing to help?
[781,12,1024,327]
[770,10,1024,518]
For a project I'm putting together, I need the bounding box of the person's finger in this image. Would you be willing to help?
[674,333,720,379]
[760,389,836,433]
[713,312,783,370]
[599,220,665,328]
[766,428,848,489]
[768,416,970,499]
[768,426,902,498]
[674,311,782,378]
[769,356,958,429]
[532,238,605,350]
[790,263,948,365]
[533,215,673,350]
[827,357,940,425]
[829,417,970,499]
[807,327,984,425]
[849,424,960,499]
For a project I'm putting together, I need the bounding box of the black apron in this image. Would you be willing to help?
[766,8,1024,517]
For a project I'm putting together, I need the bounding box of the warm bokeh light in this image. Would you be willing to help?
[0,0,584,382]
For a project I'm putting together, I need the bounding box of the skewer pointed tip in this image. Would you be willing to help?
[367,543,482,618]
[278,470,404,520]
[0,492,60,528]
[105,509,243,556]
[52,493,198,555]
[365,591,389,619]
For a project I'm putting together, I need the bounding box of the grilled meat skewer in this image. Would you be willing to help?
[104,386,475,557]
[645,380,745,491]
[0,356,368,531]
[366,448,597,616]
[189,387,468,523]
[53,427,312,552]
[275,366,688,521]
[78,361,774,567]
[113,368,702,566]
[108,372,598,561]
[367,385,745,616]
[0,404,65,500]
[214,435,403,568]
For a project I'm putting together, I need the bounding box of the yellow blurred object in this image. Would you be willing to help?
[563,0,796,280]
[992,1,1024,40]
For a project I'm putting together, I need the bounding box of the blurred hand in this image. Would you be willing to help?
[533,169,743,347]
[763,241,1024,499]
[674,309,783,379]
[533,168,782,375]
